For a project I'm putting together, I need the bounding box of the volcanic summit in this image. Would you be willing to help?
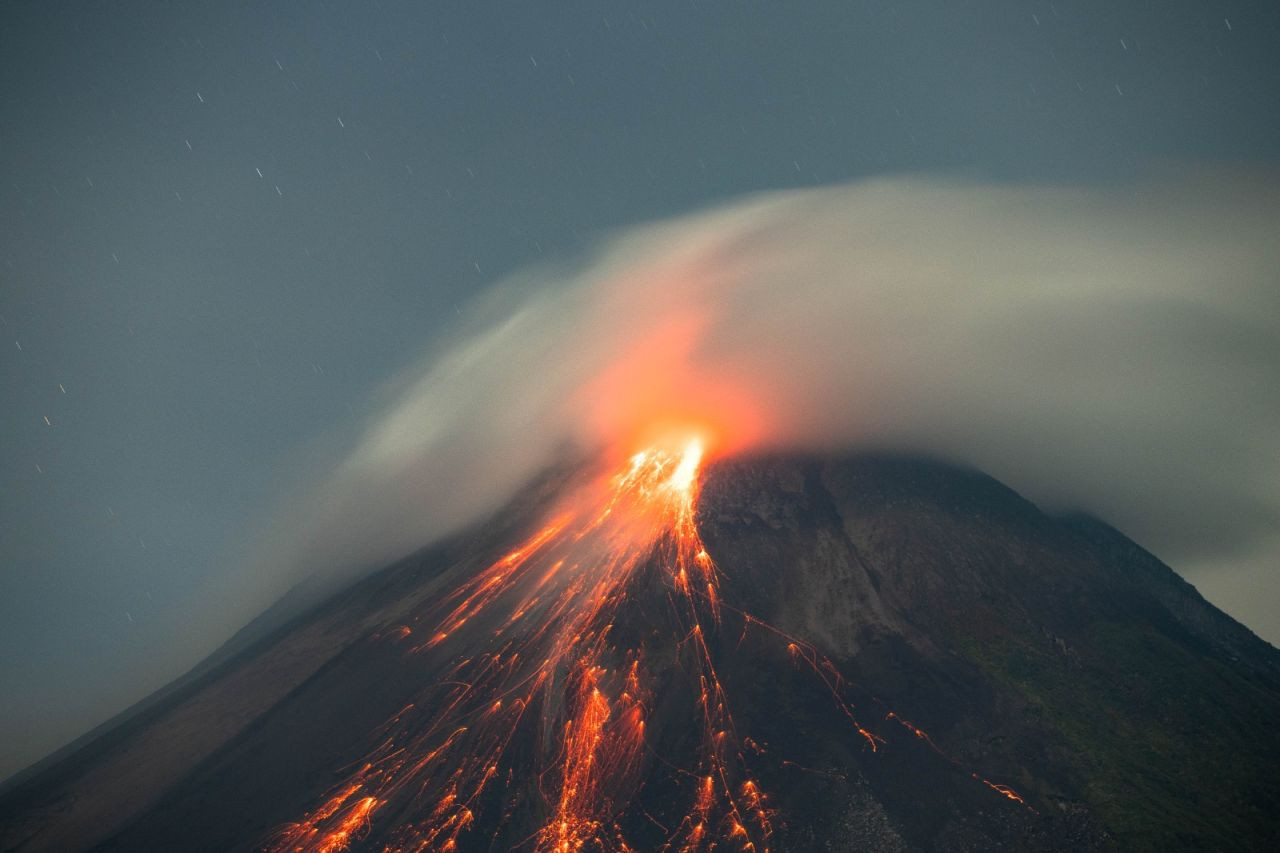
[2,446,1277,852]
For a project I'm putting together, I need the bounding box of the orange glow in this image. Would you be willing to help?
[268,428,1032,851]
[574,301,768,464]
[267,787,381,853]
[975,775,1027,805]
[537,663,648,852]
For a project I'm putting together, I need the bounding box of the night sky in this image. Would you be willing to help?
[2,1,1277,781]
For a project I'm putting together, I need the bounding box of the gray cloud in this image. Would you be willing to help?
[255,173,1280,636]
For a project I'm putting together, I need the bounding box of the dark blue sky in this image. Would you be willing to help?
[2,0,1277,780]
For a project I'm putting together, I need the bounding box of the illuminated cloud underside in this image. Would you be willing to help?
[256,173,1280,637]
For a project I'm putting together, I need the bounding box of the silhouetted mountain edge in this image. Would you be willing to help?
[1,452,1276,851]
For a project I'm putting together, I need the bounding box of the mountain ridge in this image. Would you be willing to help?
[1,452,1276,851]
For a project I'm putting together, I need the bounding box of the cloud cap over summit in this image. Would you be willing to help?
[261,173,1280,638]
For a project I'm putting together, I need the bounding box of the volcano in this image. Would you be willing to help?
[2,449,1278,852]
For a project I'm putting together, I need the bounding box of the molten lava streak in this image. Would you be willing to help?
[267,432,1026,852]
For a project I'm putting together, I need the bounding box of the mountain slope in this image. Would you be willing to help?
[1,453,1276,851]
[700,456,1280,850]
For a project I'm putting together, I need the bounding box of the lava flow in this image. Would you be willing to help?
[266,431,1025,852]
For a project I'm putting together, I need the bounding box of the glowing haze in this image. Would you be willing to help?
[258,173,1280,636]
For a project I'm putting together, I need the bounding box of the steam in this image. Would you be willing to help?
[258,173,1280,628]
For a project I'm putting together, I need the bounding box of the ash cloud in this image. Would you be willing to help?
[256,174,1280,638]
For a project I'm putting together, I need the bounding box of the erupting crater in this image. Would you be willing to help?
[267,430,1024,853]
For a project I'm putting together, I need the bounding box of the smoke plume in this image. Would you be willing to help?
[256,173,1280,633]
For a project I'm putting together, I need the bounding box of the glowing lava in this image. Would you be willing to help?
[267,431,1026,852]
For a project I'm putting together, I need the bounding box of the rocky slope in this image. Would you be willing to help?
[1,454,1276,851]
